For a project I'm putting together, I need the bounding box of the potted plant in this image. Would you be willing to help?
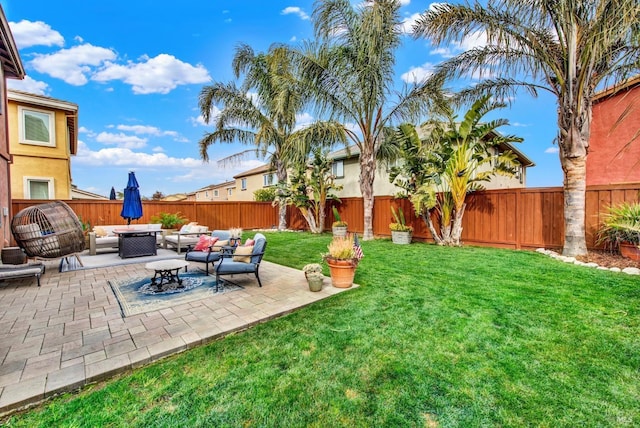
[323,235,359,288]
[332,206,348,237]
[597,201,640,261]
[302,263,324,291]
[150,212,188,231]
[389,206,413,244]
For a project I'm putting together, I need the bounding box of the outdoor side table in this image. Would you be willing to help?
[145,259,189,292]
[114,229,158,259]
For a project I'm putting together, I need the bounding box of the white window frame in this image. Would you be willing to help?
[24,176,55,200]
[241,178,247,190]
[18,106,56,147]
[227,188,233,196]
[214,189,219,197]
[332,160,344,178]
[263,173,275,187]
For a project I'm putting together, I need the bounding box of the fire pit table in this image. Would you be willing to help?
[145,259,189,292]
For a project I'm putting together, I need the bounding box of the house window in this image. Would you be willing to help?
[24,177,54,199]
[214,189,219,197]
[18,107,56,147]
[227,188,233,196]
[205,191,209,197]
[332,160,344,178]
[263,173,275,187]
[241,178,247,190]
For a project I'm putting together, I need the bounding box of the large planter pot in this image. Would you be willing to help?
[332,226,348,238]
[391,230,412,245]
[620,242,640,261]
[305,274,324,292]
[326,258,356,288]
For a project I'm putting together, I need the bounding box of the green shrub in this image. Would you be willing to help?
[254,187,276,202]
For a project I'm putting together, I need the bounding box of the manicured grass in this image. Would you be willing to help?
[4,232,640,427]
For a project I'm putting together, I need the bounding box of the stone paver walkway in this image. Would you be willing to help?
[0,259,353,416]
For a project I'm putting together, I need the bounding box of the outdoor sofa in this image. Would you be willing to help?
[163,224,210,254]
[88,224,163,255]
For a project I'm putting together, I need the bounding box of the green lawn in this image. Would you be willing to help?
[5,232,639,427]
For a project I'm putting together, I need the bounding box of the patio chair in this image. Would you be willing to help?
[184,230,231,275]
[214,233,267,289]
[0,263,46,287]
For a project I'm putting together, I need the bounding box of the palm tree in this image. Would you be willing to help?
[295,0,442,240]
[391,95,522,246]
[198,43,345,230]
[413,0,640,256]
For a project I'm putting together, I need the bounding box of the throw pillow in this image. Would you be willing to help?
[243,239,255,246]
[211,240,229,252]
[93,227,108,237]
[193,235,218,251]
[233,245,254,263]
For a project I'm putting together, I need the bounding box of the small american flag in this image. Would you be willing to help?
[353,233,364,260]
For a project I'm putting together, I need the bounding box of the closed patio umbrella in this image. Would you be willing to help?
[109,187,117,200]
[120,171,143,225]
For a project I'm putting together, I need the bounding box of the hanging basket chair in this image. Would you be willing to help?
[11,201,86,260]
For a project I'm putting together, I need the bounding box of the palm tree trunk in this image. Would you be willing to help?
[275,159,288,231]
[359,144,376,241]
[421,211,444,245]
[561,155,588,256]
[450,203,466,246]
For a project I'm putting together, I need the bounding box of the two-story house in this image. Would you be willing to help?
[587,75,640,186]
[229,164,275,201]
[7,90,78,200]
[0,6,25,248]
[189,181,236,201]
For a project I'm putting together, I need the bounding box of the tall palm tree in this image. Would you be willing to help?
[198,43,345,230]
[413,0,640,256]
[296,0,441,240]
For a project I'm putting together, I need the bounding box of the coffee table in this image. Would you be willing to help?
[145,259,189,292]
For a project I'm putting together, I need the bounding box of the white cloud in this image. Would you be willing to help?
[95,131,148,149]
[401,62,434,83]
[191,105,222,126]
[400,12,421,34]
[7,75,49,95]
[545,147,559,154]
[115,124,187,141]
[510,122,530,127]
[430,30,488,58]
[399,0,411,5]
[296,112,314,128]
[75,141,201,167]
[92,54,211,94]
[152,146,165,153]
[30,43,117,85]
[290,36,297,42]
[281,6,309,20]
[9,20,64,48]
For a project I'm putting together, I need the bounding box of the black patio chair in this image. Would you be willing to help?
[184,230,231,275]
[214,233,267,290]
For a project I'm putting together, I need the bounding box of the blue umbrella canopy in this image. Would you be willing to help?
[120,171,143,225]
[109,187,117,200]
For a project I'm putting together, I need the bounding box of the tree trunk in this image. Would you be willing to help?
[421,211,444,245]
[359,143,376,241]
[561,155,588,256]
[450,203,466,246]
[275,159,288,231]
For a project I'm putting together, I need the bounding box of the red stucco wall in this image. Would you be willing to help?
[588,83,640,186]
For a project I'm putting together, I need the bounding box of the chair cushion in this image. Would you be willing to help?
[211,240,229,251]
[233,245,253,263]
[186,251,221,263]
[217,260,256,274]
[243,239,255,246]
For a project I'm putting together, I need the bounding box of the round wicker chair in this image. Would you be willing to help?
[11,201,85,269]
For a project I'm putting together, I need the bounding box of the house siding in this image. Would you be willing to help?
[588,81,640,186]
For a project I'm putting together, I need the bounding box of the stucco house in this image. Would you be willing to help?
[587,75,640,186]
[229,164,274,201]
[328,137,534,198]
[189,181,235,201]
[0,6,25,248]
[7,89,78,200]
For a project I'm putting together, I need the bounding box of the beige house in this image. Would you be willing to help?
[190,181,235,201]
[329,138,534,198]
[7,89,78,200]
[229,164,275,201]
[70,184,108,200]
[0,5,26,248]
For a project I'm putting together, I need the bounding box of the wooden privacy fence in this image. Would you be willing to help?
[11,183,640,250]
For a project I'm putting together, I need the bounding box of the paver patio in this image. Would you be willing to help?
[0,258,353,416]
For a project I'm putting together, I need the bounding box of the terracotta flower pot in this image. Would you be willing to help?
[619,242,640,261]
[326,258,356,288]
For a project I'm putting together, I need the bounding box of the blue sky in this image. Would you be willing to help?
[2,0,563,198]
